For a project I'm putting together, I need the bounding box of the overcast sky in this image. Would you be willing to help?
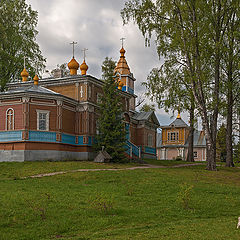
[26,0,190,127]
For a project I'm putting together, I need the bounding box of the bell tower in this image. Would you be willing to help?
[114,39,136,111]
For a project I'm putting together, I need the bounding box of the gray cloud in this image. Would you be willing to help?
[26,0,188,126]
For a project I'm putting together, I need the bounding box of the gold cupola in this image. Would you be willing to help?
[33,74,39,85]
[80,60,88,75]
[114,47,131,76]
[68,57,79,75]
[118,80,124,90]
[177,111,181,119]
[21,68,29,82]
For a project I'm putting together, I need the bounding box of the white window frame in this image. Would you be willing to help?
[167,131,179,141]
[148,134,153,147]
[193,151,198,158]
[36,110,50,131]
[6,108,14,131]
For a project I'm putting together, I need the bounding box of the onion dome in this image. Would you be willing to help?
[80,60,88,75]
[68,57,79,75]
[118,81,124,90]
[177,111,181,119]
[114,47,130,75]
[33,74,39,85]
[20,68,29,82]
[120,47,126,56]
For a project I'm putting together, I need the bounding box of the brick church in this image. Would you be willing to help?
[0,45,160,161]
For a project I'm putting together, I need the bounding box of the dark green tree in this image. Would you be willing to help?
[95,60,126,163]
[101,57,116,81]
[0,0,45,91]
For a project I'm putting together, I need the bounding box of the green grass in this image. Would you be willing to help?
[1,162,240,239]
[0,161,135,180]
[143,159,203,166]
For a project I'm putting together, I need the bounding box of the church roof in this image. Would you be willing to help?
[114,47,131,75]
[132,111,160,126]
[184,130,206,147]
[170,118,188,127]
[161,116,189,128]
[0,85,60,96]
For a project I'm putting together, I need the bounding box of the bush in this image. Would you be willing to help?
[176,156,182,161]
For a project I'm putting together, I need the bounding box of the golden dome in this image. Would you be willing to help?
[33,74,39,85]
[68,57,79,69]
[21,68,29,77]
[20,68,29,82]
[80,60,88,75]
[177,111,181,119]
[120,47,126,56]
[114,47,130,75]
[68,57,79,75]
[118,81,124,90]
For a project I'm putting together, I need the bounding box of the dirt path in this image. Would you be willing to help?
[25,163,204,179]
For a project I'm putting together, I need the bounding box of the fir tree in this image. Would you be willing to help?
[95,63,126,163]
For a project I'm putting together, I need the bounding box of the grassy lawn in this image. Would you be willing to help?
[0,161,136,180]
[143,159,204,166]
[1,162,240,239]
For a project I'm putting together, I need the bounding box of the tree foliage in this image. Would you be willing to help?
[101,57,116,81]
[50,63,70,77]
[216,124,227,162]
[140,103,155,112]
[0,0,45,91]
[121,0,240,170]
[94,59,126,163]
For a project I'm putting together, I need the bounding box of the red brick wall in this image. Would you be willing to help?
[0,142,92,152]
[0,104,24,130]
[62,108,76,134]
[135,127,156,148]
[29,104,57,131]
[136,127,145,146]
[130,123,137,144]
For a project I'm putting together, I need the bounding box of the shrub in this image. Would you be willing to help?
[176,156,182,161]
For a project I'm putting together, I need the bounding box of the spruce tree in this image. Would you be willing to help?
[95,64,126,163]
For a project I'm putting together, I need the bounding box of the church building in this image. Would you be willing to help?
[0,45,160,162]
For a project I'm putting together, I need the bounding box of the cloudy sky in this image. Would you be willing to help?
[26,0,189,126]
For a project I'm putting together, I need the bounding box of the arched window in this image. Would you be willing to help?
[6,108,14,130]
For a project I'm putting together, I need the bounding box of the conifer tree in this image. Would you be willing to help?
[95,62,126,163]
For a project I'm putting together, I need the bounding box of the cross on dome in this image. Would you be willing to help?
[23,56,27,69]
[70,41,77,58]
[120,37,126,48]
[82,48,88,61]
